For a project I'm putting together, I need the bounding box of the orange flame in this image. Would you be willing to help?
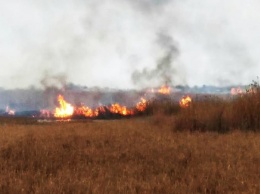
[109,103,134,116]
[179,96,192,108]
[136,98,147,112]
[54,95,74,118]
[158,85,170,95]
[75,106,98,118]
[53,95,148,118]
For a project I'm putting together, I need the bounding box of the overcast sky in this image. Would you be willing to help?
[0,0,259,89]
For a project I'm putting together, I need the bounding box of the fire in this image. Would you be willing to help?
[179,96,192,108]
[53,95,148,119]
[96,106,106,114]
[75,106,98,118]
[231,86,257,95]
[158,85,170,95]
[54,95,74,118]
[136,98,147,112]
[109,103,134,116]
[40,109,51,117]
[246,86,257,94]
[5,106,15,115]
[231,87,244,95]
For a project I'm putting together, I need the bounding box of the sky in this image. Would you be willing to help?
[0,0,260,89]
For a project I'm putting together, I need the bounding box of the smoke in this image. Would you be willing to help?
[131,33,184,87]
[40,73,67,89]
[0,0,260,89]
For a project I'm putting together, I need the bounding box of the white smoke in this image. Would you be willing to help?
[0,0,259,89]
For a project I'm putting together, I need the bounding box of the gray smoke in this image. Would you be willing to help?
[131,33,183,87]
[40,72,67,89]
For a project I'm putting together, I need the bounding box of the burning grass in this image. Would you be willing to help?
[0,82,260,193]
[0,119,259,193]
[2,81,260,133]
[148,81,260,133]
[52,94,148,119]
[172,90,260,133]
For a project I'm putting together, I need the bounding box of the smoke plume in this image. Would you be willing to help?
[131,33,184,87]
[40,73,67,89]
[0,0,260,89]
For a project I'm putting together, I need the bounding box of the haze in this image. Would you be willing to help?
[0,0,259,89]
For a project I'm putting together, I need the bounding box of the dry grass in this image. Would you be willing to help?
[141,81,260,133]
[0,118,259,193]
[172,93,260,133]
[172,96,228,133]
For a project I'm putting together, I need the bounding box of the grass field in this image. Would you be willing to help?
[0,117,259,194]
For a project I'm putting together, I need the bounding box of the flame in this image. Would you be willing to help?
[231,86,257,95]
[5,106,15,115]
[96,106,106,114]
[231,87,244,95]
[40,109,51,117]
[136,98,147,112]
[246,86,257,94]
[109,103,134,116]
[53,95,148,119]
[179,96,192,108]
[75,106,98,118]
[158,85,170,95]
[54,95,74,118]
[146,88,155,93]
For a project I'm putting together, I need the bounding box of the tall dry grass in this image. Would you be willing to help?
[165,81,260,132]
[0,119,259,193]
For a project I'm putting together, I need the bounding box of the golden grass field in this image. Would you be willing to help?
[0,117,259,194]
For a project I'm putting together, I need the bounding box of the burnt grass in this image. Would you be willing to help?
[0,117,259,194]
